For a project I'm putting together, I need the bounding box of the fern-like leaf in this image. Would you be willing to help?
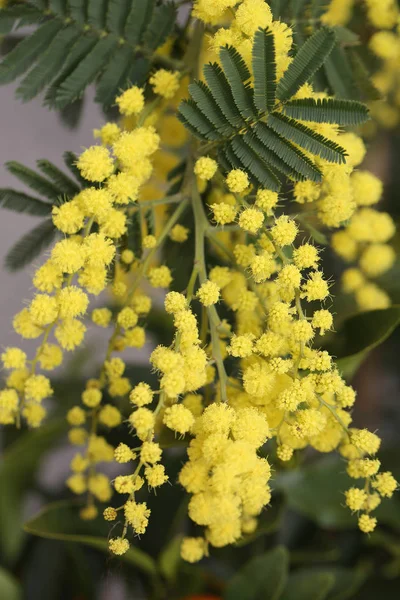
[255,123,323,182]
[5,219,58,272]
[55,36,119,108]
[219,46,257,119]
[63,151,88,186]
[203,63,245,129]
[6,161,62,201]
[36,160,80,197]
[106,0,133,36]
[267,112,347,163]
[0,189,53,216]
[16,25,81,102]
[95,44,133,106]
[282,97,370,125]
[189,80,235,136]
[87,0,108,29]
[125,0,156,46]
[252,27,276,113]
[178,100,221,141]
[230,136,281,191]
[143,2,177,51]
[276,27,336,101]
[0,19,63,84]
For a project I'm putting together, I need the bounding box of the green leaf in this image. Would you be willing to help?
[5,219,58,272]
[267,112,347,164]
[6,161,61,200]
[143,2,177,52]
[16,25,81,101]
[60,97,85,129]
[0,189,53,216]
[276,456,400,531]
[95,43,133,106]
[24,501,158,576]
[158,535,183,583]
[0,19,63,84]
[243,131,305,181]
[325,567,368,600]
[281,570,335,600]
[178,100,220,141]
[224,546,289,600]
[203,62,245,128]
[252,27,276,112]
[106,0,133,36]
[230,135,282,191]
[67,0,86,25]
[282,98,369,126]
[347,48,381,102]
[324,44,356,100]
[36,159,81,197]
[255,122,323,182]
[87,0,108,29]
[188,80,235,136]
[125,0,156,46]
[276,27,336,101]
[49,0,68,16]
[0,419,67,563]
[326,306,400,378]
[44,35,98,106]
[220,45,257,119]
[0,5,42,31]
[0,568,21,600]
[55,35,119,108]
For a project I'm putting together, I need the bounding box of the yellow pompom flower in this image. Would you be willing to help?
[372,472,398,497]
[99,404,122,428]
[170,224,189,243]
[256,189,279,214]
[55,319,86,351]
[92,308,112,328]
[107,172,139,204]
[140,441,162,464]
[235,0,273,37]
[29,294,58,326]
[351,429,381,455]
[94,122,121,146]
[149,69,180,99]
[67,406,86,426]
[163,404,195,434]
[109,537,130,555]
[164,291,187,314]
[210,202,237,225]
[227,169,249,193]
[148,266,172,288]
[51,239,86,274]
[103,507,117,521]
[227,333,255,358]
[57,286,88,319]
[351,171,383,206]
[312,309,333,335]
[197,280,220,306]
[194,157,218,180]
[345,487,368,512]
[114,443,135,463]
[77,146,114,182]
[239,208,264,234]
[84,233,115,267]
[24,374,53,402]
[130,383,153,406]
[1,347,26,369]
[116,86,145,116]
[293,244,320,269]
[117,307,138,329]
[358,514,377,533]
[124,500,151,534]
[37,343,63,370]
[270,216,298,246]
[33,260,63,293]
[52,201,85,234]
[23,404,46,428]
[13,309,42,339]
[359,244,395,277]
[180,537,206,563]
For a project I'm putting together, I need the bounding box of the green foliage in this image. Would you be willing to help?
[0,568,21,600]
[0,0,178,108]
[224,546,289,600]
[179,28,368,191]
[326,306,400,378]
[276,457,400,531]
[0,157,83,271]
[223,545,367,600]
[24,501,158,575]
[0,419,67,563]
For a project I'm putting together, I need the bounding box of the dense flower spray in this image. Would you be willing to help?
[0,0,398,563]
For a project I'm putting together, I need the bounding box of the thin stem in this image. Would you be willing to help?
[191,180,228,402]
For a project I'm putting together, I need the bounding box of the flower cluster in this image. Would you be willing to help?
[1,0,398,568]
